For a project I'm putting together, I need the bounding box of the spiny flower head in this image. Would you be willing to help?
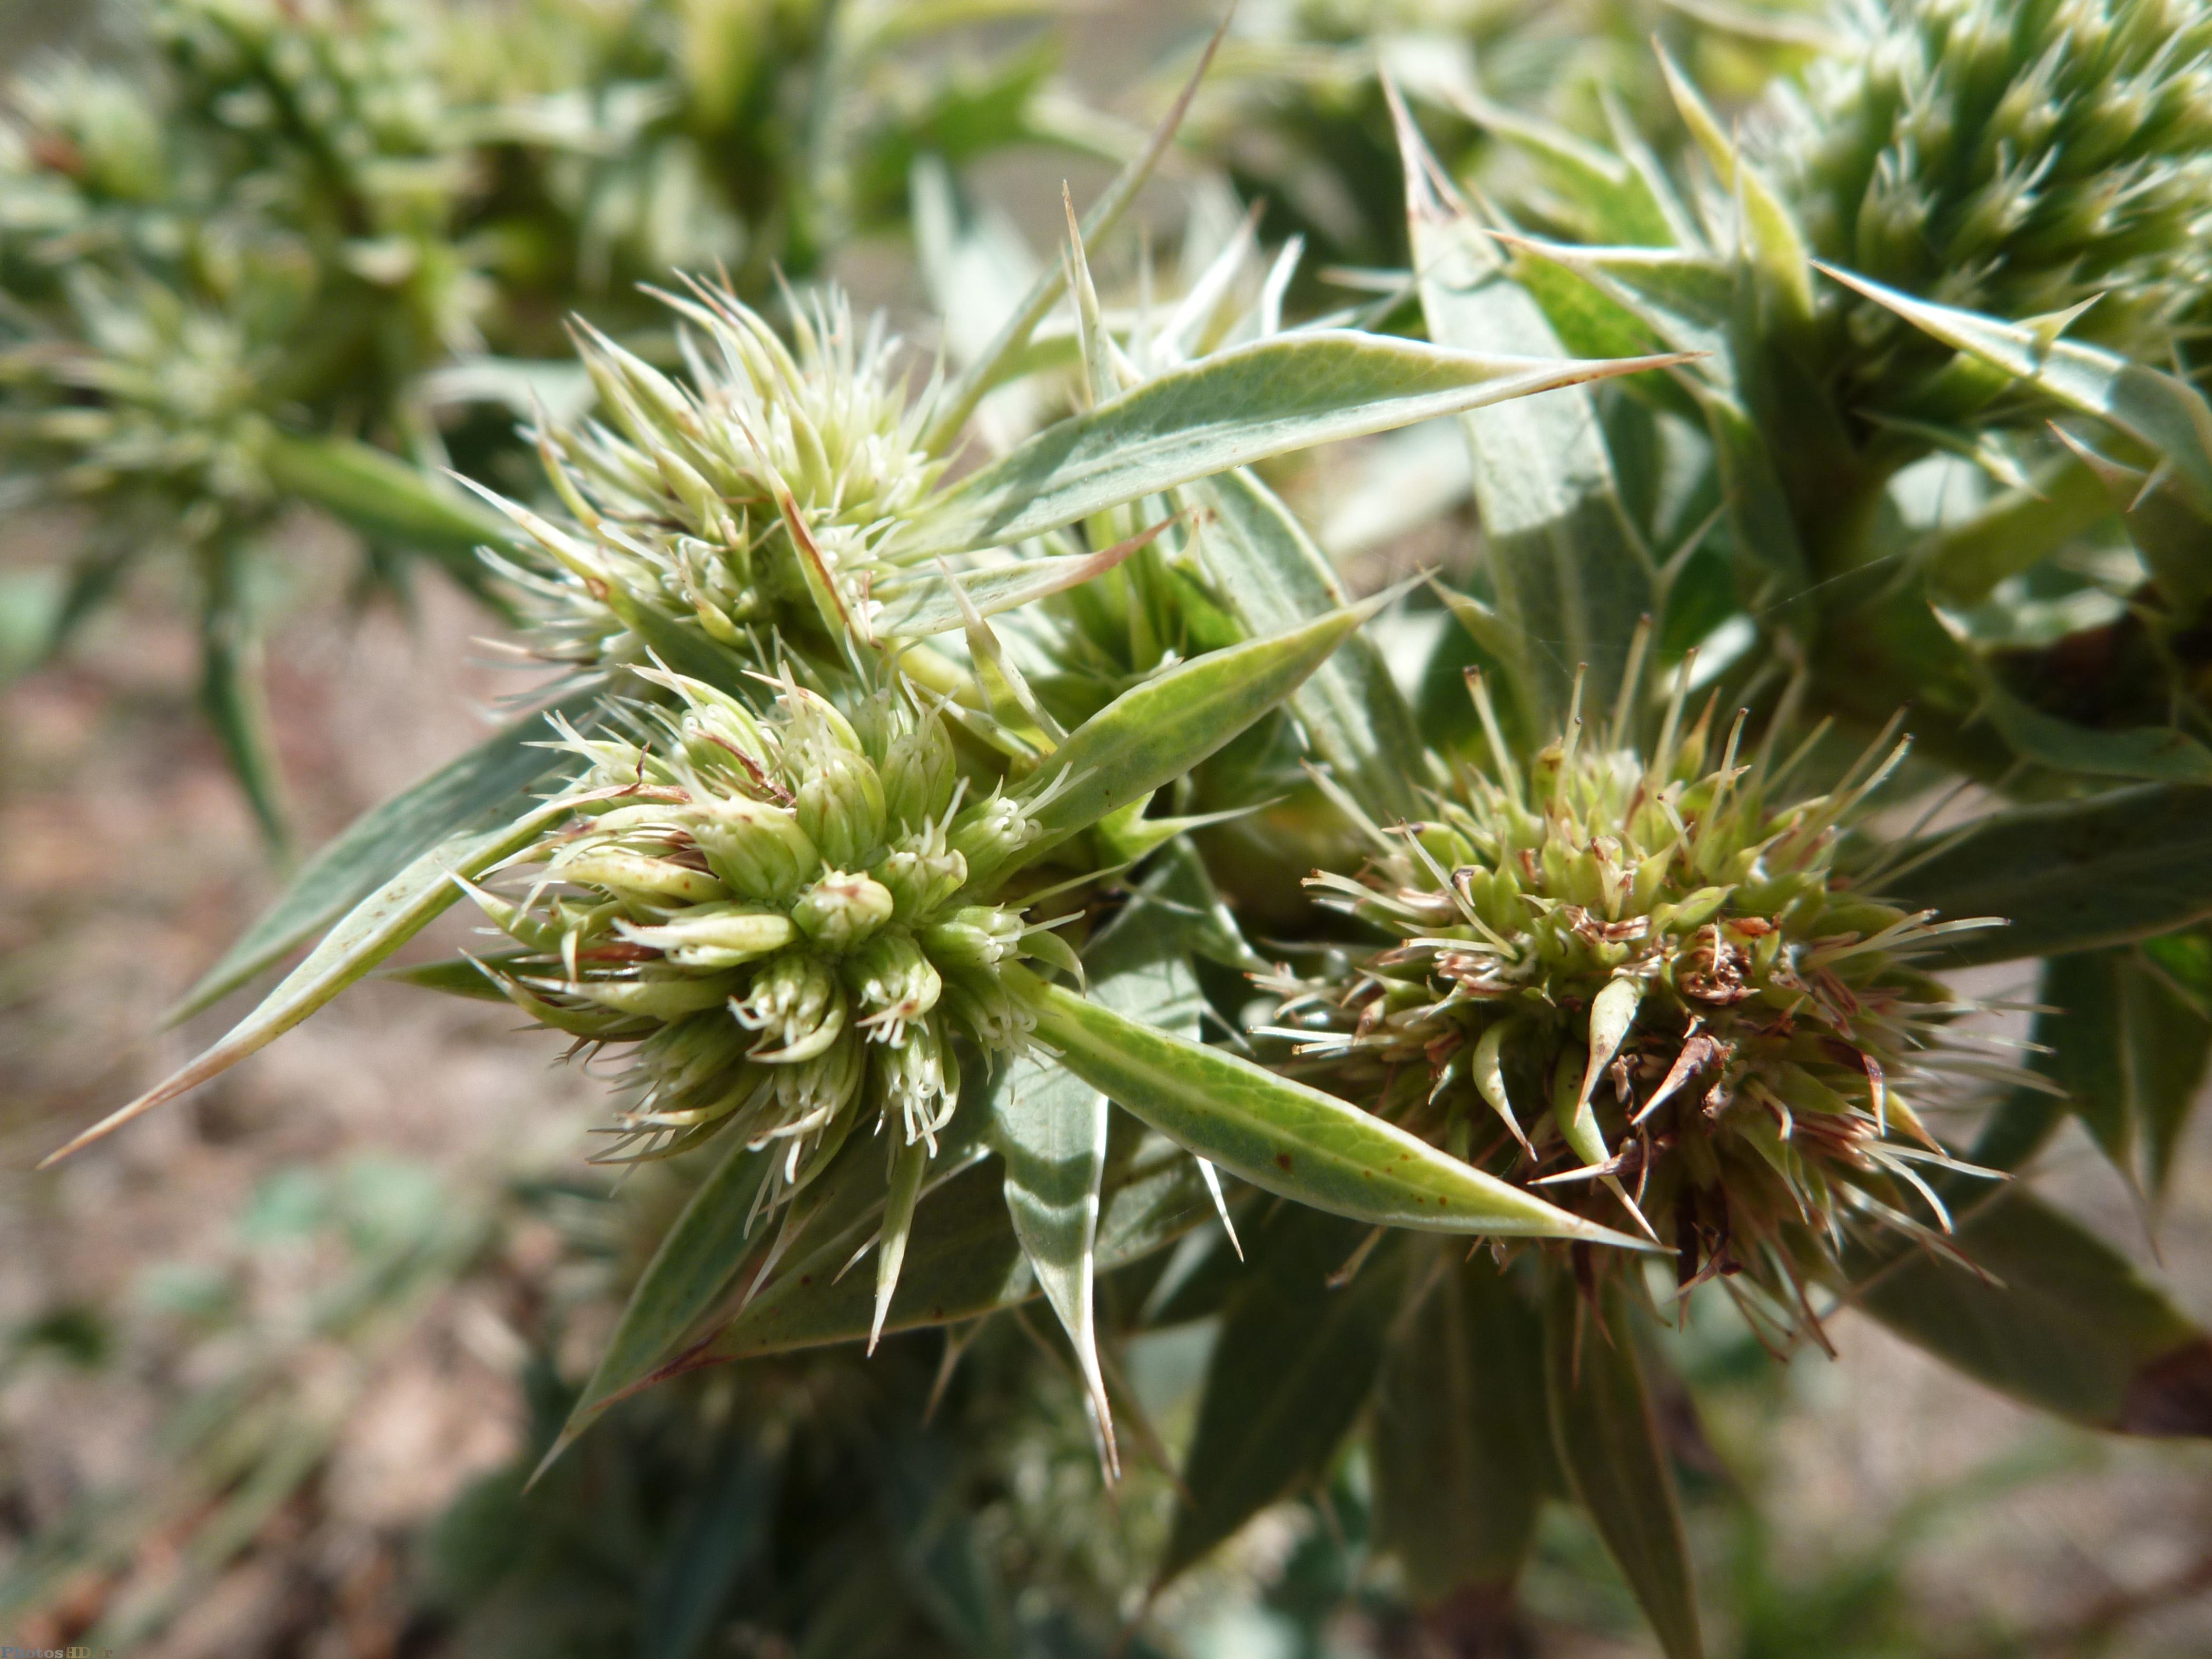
[0,270,277,536]
[1774,0,2212,413]
[490,281,945,675]
[463,665,1071,1211]
[1263,667,1999,1341]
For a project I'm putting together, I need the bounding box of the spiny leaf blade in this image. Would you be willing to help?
[173,691,598,1020]
[1544,1278,1705,1659]
[911,331,1686,558]
[1852,1189,2212,1437]
[1011,966,1648,1247]
[1883,785,2212,965]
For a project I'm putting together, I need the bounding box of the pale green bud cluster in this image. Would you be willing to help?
[492,282,946,676]
[468,668,1055,1203]
[1774,0,2212,411]
[1267,677,1974,1325]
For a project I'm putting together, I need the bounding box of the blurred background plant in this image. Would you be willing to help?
[6,0,2212,1656]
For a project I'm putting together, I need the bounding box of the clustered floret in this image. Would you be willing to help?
[1262,669,2000,1340]
[463,667,1068,1214]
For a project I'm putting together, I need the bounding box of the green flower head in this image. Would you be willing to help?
[462,665,1066,1210]
[1266,667,1997,1336]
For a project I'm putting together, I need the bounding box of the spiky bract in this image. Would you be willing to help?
[1776,0,2212,414]
[492,283,944,676]
[466,667,1066,1209]
[1266,677,1992,1338]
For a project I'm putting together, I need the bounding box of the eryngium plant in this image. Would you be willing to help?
[1779,0,2212,411]
[0,0,1069,835]
[44,14,2212,1658]
[1265,656,1986,1340]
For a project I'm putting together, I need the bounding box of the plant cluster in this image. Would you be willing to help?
[22,2,2212,1655]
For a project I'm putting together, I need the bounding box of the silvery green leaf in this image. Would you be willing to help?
[1160,1204,1405,1582]
[1659,48,1813,335]
[1919,455,2116,606]
[1374,1243,1550,1599]
[538,1133,779,1476]
[1883,785,2212,966]
[911,331,1686,560]
[198,545,289,850]
[1544,1278,1705,1659]
[921,16,1227,451]
[868,535,1156,638]
[1008,965,1649,1247]
[43,793,585,1168]
[978,601,1378,884]
[262,432,516,587]
[991,1056,1113,1458]
[691,1130,1213,1360]
[1392,92,1658,730]
[1815,266,2212,513]
[1192,466,1429,822]
[173,690,599,1020]
[2036,949,2212,1210]
[1967,670,2212,785]
[1852,1189,2212,1437]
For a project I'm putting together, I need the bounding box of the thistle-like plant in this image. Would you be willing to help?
[0,0,1072,835]
[38,13,2212,1658]
[1262,653,1989,1341]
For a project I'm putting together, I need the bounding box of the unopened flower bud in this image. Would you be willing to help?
[758,1029,866,1139]
[918,905,1025,970]
[946,788,1038,877]
[880,710,957,832]
[941,969,1034,1051]
[574,967,743,1020]
[878,1014,959,1148]
[735,952,847,1060]
[874,834,966,920]
[552,845,729,906]
[690,798,818,901]
[791,870,895,950]
[795,746,887,870]
[843,930,943,1044]
[617,902,797,969]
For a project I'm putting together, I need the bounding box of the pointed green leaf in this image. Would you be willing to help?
[1008,965,1648,1247]
[694,1125,1215,1360]
[544,1134,779,1467]
[920,14,1226,451]
[2037,949,2212,1208]
[1814,266,2212,514]
[1544,1278,1705,1659]
[1446,88,1677,246]
[1160,1204,1406,1581]
[1373,1243,1549,1601]
[262,432,517,581]
[197,555,289,849]
[1920,455,2119,606]
[911,332,1686,559]
[1497,238,1733,364]
[1970,673,2212,784]
[991,1056,1111,1433]
[1393,96,1658,728]
[987,603,1372,878]
[1883,785,2212,966]
[1852,1189,2212,1437]
[1659,48,1813,334]
[1191,467,1429,822]
[873,1137,933,1352]
[173,691,598,1020]
[41,793,583,1168]
[868,537,1154,638]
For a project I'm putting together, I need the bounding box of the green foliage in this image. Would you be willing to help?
[29,3,2212,1655]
